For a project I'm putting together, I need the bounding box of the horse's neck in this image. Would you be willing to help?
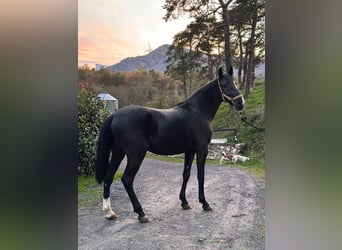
[186,80,222,121]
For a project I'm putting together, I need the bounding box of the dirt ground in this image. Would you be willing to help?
[78,158,265,250]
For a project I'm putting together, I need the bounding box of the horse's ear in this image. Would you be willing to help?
[218,67,224,78]
[228,65,233,76]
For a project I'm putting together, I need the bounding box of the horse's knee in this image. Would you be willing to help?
[183,170,191,181]
[197,175,204,184]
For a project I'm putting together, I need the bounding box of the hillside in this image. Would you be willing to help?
[105,44,265,77]
[106,44,169,72]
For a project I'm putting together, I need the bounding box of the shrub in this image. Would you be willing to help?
[78,89,110,176]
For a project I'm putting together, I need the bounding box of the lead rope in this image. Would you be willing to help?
[240,116,265,132]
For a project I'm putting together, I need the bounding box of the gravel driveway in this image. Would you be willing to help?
[78,158,265,249]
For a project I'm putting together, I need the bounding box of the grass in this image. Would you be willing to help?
[146,152,222,166]
[235,157,265,178]
[146,153,265,178]
[212,80,265,131]
[243,80,265,112]
[78,170,123,207]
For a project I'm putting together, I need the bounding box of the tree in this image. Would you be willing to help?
[163,0,265,97]
[244,0,258,97]
[165,22,207,99]
[230,0,265,96]
[218,0,235,70]
[163,0,235,73]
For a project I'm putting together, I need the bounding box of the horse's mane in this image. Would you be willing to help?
[175,80,216,107]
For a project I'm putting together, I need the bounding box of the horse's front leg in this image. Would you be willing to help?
[179,151,195,209]
[196,147,213,211]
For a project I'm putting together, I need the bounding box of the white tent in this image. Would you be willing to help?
[97,93,118,114]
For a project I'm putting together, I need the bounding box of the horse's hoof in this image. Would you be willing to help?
[106,213,118,220]
[182,204,192,210]
[203,205,213,211]
[138,216,150,223]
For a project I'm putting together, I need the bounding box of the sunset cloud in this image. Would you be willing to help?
[78,0,191,67]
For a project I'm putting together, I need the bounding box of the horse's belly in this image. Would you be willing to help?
[148,138,186,155]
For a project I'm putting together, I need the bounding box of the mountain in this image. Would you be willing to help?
[106,44,170,72]
[106,44,265,78]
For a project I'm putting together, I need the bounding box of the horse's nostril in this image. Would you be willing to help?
[237,105,244,111]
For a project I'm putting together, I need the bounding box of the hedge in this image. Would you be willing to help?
[78,89,110,176]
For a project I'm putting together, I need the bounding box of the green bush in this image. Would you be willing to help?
[78,89,110,176]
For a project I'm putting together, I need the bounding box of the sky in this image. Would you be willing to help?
[78,0,191,68]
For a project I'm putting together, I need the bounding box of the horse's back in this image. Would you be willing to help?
[112,105,152,130]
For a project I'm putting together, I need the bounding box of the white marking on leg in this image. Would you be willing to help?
[103,198,117,219]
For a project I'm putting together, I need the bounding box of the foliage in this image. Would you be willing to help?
[79,68,185,108]
[165,17,219,92]
[78,88,110,176]
[78,64,94,81]
[238,80,265,156]
[162,0,265,96]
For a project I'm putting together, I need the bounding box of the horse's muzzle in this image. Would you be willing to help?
[234,96,245,111]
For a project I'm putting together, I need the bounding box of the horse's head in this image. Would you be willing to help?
[217,66,245,111]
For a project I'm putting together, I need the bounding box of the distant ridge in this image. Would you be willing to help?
[105,44,265,77]
[106,44,170,72]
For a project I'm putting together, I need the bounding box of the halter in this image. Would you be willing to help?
[217,77,243,103]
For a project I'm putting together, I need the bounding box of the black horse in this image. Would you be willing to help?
[95,67,245,222]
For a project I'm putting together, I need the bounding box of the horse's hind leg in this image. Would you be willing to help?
[103,150,125,220]
[121,152,148,223]
[179,150,195,209]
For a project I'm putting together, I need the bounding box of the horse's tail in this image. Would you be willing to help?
[95,115,114,184]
